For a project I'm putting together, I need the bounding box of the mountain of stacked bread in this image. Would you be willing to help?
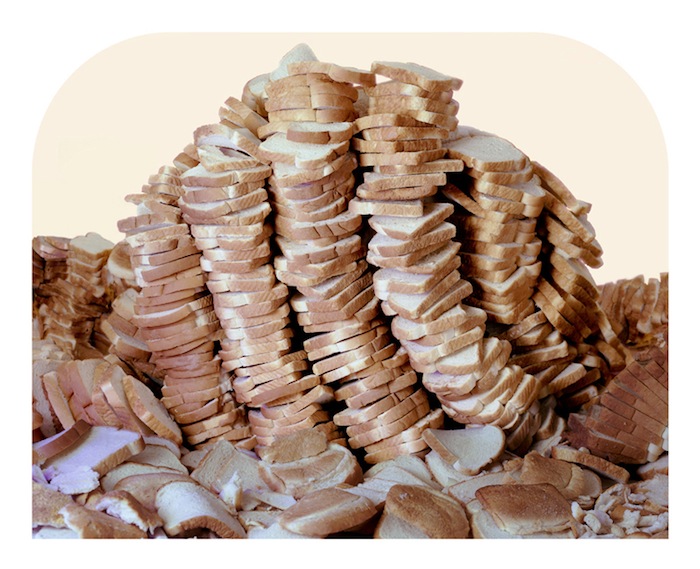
[31,43,668,539]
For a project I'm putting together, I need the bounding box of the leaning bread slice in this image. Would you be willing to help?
[422,425,505,475]
[155,480,246,538]
[550,445,631,483]
[122,375,183,446]
[42,424,145,489]
[278,486,377,538]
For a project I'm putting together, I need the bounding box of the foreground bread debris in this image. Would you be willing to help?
[32,43,668,539]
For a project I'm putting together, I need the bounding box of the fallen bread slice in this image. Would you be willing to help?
[259,442,363,499]
[155,480,246,538]
[520,450,587,500]
[278,486,377,538]
[381,483,471,538]
[32,481,76,528]
[92,489,163,533]
[59,502,148,538]
[475,483,578,536]
[422,425,505,475]
[112,471,193,511]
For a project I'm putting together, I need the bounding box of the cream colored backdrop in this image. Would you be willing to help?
[32,32,668,285]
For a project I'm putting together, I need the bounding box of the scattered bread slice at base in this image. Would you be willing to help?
[474,483,578,537]
[380,483,470,538]
[112,471,193,512]
[155,480,246,538]
[59,502,147,538]
[278,487,377,538]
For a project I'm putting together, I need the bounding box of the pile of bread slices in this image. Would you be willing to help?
[32,43,668,539]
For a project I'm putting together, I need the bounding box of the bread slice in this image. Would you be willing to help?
[113,471,194,511]
[475,483,577,536]
[382,483,470,538]
[122,376,182,446]
[445,133,528,172]
[32,481,76,528]
[155,480,246,538]
[59,502,147,538]
[278,487,377,537]
[550,445,631,483]
[422,425,505,475]
[371,61,463,92]
[91,489,164,533]
[42,424,144,485]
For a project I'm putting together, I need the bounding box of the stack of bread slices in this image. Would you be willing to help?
[443,127,545,326]
[254,45,445,463]
[598,272,669,347]
[34,233,115,356]
[179,105,313,451]
[348,60,544,450]
[117,153,250,450]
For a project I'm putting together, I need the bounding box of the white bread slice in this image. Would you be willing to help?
[368,222,455,258]
[368,201,453,240]
[33,419,92,466]
[364,454,439,489]
[155,480,246,538]
[445,133,528,172]
[285,120,354,144]
[122,376,183,446]
[383,483,470,538]
[42,424,145,480]
[129,444,188,474]
[474,483,578,536]
[278,487,377,538]
[374,255,461,298]
[247,522,313,539]
[259,443,362,499]
[447,470,511,507]
[391,303,486,341]
[258,132,350,169]
[374,511,430,538]
[112,471,193,511]
[371,61,463,92]
[91,489,164,533]
[59,502,147,538]
[422,425,505,475]
[32,481,75,528]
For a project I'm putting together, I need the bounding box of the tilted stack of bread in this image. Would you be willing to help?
[31,43,668,539]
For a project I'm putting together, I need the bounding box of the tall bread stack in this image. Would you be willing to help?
[178,101,309,452]
[257,45,444,463]
[117,152,250,450]
[350,61,541,450]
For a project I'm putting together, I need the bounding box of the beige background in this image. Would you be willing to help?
[32,32,668,285]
